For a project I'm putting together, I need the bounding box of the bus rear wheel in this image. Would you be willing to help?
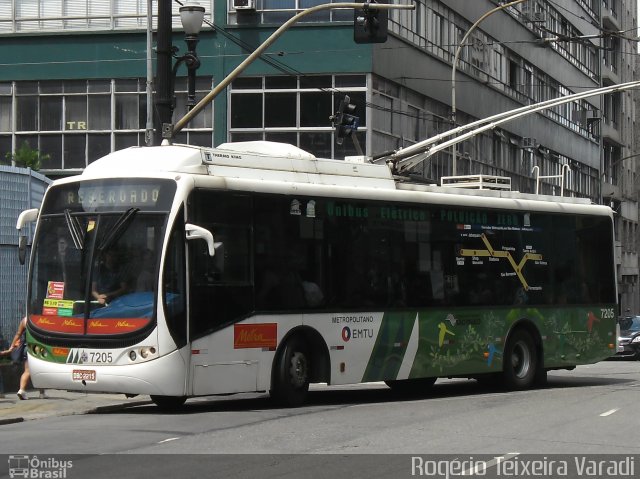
[503,329,538,390]
[385,377,437,395]
[271,336,310,407]
[150,395,187,411]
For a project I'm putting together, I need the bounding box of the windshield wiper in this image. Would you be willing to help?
[64,209,85,250]
[97,208,139,252]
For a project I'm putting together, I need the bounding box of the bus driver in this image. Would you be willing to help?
[92,249,128,305]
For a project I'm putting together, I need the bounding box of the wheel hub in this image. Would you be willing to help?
[289,351,308,388]
[512,341,531,379]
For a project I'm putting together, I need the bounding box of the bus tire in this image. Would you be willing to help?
[270,336,310,407]
[385,377,436,395]
[150,395,187,411]
[503,329,538,390]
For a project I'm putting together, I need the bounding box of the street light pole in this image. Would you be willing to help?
[172,2,205,115]
[154,0,205,143]
[450,0,528,175]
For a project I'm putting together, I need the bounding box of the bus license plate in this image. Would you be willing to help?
[72,369,96,382]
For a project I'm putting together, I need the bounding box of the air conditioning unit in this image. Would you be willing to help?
[586,110,601,122]
[441,175,512,191]
[571,110,587,123]
[528,11,545,22]
[522,4,545,23]
[233,0,255,10]
[521,137,537,149]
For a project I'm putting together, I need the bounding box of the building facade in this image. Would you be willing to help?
[0,0,637,313]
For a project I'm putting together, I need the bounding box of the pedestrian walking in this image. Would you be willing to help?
[9,317,47,400]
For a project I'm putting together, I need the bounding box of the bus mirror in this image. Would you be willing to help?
[18,235,28,265]
[16,208,39,265]
[185,223,216,256]
[16,208,39,230]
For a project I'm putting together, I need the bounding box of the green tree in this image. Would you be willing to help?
[3,141,50,170]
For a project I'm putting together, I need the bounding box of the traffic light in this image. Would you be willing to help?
[354,0,388,44]
[330,95,359,145]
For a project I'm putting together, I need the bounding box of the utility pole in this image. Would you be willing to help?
[155,0,173,145]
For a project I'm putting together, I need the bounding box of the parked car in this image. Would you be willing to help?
[616,316,640,360]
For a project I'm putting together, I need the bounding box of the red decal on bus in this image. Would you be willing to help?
[30,315,150,335]
[87,318,151,335]
[234,323,277,349]
[31,315,84,334]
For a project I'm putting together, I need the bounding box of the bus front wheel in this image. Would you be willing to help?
[150,395,187,411]
[503,329,538,390]
[271,336,310,407]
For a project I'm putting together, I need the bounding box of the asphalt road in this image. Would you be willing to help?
[1,360,638,479]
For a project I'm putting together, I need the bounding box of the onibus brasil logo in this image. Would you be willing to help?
[8,455,72,478]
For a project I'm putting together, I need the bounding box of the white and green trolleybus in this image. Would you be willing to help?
[18,141,618,409]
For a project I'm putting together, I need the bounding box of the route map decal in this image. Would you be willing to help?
[458,233,544,291]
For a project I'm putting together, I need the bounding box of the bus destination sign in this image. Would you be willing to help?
[67,185,161,208]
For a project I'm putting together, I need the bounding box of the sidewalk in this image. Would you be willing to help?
[0,389,152,425]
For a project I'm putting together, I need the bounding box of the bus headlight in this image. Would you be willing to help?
[140,346,157,359]
[128,346,157,362]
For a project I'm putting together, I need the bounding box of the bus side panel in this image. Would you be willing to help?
[304,312,386,386]
[532,304,617,368]
[187,303,616,396]
[190,312,386,394]
[190,315,301,396]
[312,305,616,384]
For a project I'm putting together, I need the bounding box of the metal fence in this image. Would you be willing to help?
[0,166,50,345]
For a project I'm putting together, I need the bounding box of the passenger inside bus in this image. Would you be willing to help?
[92,249,129,305]
[255,243,324,310]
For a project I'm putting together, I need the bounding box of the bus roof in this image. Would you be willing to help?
[79,141,599,211]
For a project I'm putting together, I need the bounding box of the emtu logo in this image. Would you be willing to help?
[342,326,351,342]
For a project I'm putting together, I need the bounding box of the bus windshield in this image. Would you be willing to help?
[28,178,176,338]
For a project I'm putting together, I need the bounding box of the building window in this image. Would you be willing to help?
[228,74,366,159]
[1,78,214,173]
[0,0,213,33]
[227,0,351,24]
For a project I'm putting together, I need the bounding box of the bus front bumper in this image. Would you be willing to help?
[28,350,187,396]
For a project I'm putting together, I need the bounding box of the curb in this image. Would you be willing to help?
[88,400,153,414]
